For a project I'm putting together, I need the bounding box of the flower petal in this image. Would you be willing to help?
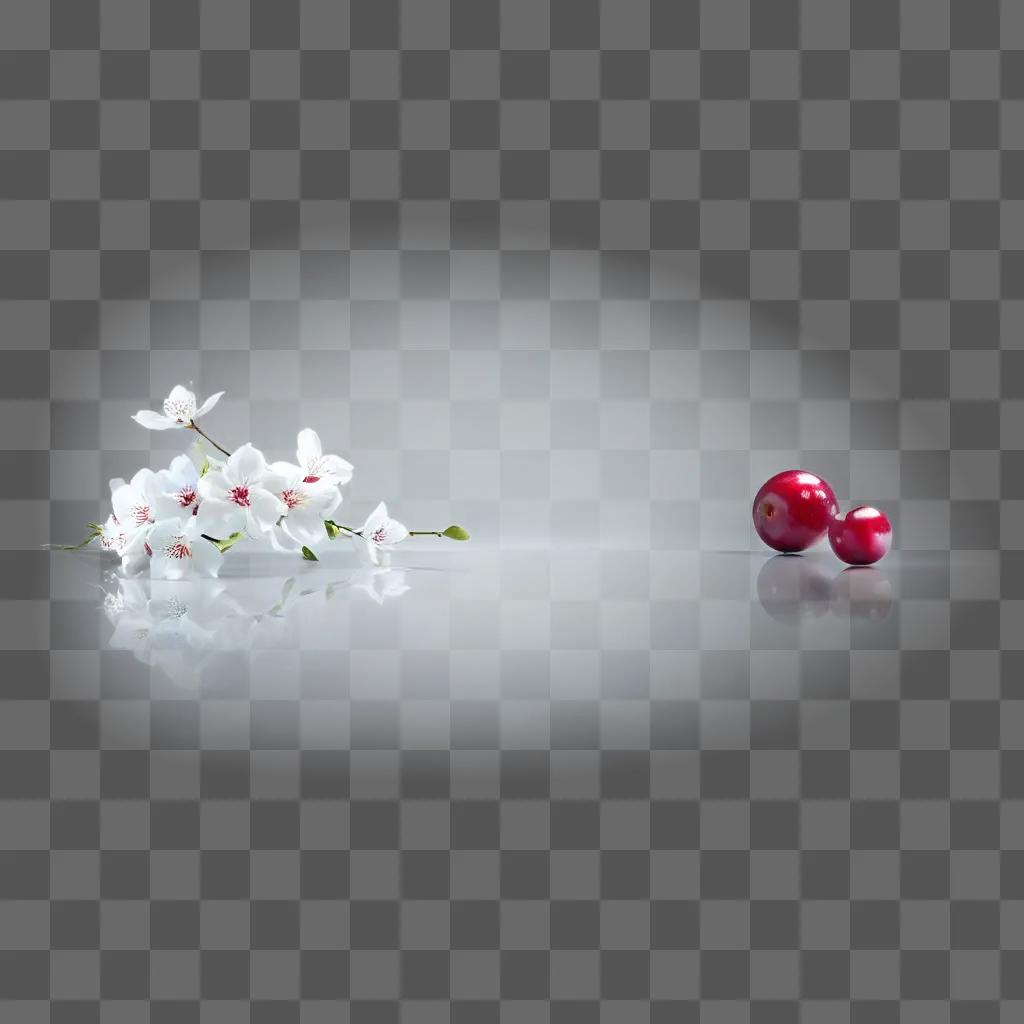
[318,454,354,485]
[270,524,303,553]
[260,471,291,497]
[381,518,409,546]
[311,483,342,520]
[151,492,186,523]
[268,460,302,483]
[150,550,185,581]
[156,454,195,492]
[197,469,229,501]
[296,428,323,471]
[194,390,225,419]
[246,487,287,534]
[189,537,224,578]
[111,482,142,529]
[120,527,152,577]
[357,535,380,565]
[132,409,177,431]
[281,504,328,546]
[194,496,244,537]
[226,442,267,484]
[361,501,389,534]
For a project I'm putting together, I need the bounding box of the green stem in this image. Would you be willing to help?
[325,521,468,542]
[188,422,232,458]
[335,527,441,537]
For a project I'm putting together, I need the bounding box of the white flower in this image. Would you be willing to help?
[110,468,180,536]
[147,516,223,580]
[132,384,224,431]
[98,514,128,556]
[294,428,353,485]
[156,453,201,517]
[265,446,343,548]
[196,442,287,539]
[354,502,409,566]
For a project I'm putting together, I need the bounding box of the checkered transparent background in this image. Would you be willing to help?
[2,0,1024,1019]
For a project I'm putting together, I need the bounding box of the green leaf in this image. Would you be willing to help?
[442,525,470,541]
[301,546,318,561]
[199,457,211,478]
[213,532,244,554]
[324,520,341,540]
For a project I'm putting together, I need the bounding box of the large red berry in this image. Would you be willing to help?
[752,470,839,553]
[828,506,892,566]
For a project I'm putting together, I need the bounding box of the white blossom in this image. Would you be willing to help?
[156,453,202,517]
[132,384,224,431]
[110,468,180,536]
[354,502,409,566]
[196,443,286,539]
[147,516,223,580]
[294,428,353,486]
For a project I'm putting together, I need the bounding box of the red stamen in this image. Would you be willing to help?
[166,539,191,560]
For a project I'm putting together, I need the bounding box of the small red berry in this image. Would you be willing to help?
[828,506,892,566]
[752,470,839,553]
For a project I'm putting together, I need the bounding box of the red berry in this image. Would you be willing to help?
[752,470,839,553]
[828,506,892,566]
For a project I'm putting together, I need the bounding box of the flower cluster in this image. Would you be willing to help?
[65,385,468,579]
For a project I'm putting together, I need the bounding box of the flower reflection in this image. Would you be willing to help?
[756,555,894,624]
[100,564,412,664]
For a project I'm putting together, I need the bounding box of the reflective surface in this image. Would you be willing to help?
[18,544,1015,1013]
[50,544,995,677]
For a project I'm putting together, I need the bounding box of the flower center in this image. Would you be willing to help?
[165,537,191,560]
[281,488,304,510]
[178,486,197,508]
[163,397,195,423]
[371,526,387,544]
[228,485,251,507]
[132,504,152,525]
[302,474,320,484]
